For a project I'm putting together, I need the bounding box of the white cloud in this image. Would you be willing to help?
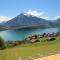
[40,16,49,20]
[24,10,60,20]
[25,10,44,17]
[0,16,12,22]
[24,10,49,20]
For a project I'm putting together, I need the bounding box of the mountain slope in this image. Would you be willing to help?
[54,18,60,26]
[2,13,51,30]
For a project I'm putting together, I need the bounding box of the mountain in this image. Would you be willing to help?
[1,13,51,30]
[54,18,60,26]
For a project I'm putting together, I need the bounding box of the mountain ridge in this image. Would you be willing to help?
[0,13,60,30]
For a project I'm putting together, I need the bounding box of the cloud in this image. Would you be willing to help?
[24,10,60,20]
[0,16,12,22]
[24,10,49,20]
[40,16,49,20]
[24,10,44,17]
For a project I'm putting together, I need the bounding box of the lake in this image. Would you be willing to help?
[0,28,60,41]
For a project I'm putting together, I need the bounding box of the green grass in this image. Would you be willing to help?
[0,35,60,60]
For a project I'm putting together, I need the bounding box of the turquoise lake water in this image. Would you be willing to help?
[0,28,60,41]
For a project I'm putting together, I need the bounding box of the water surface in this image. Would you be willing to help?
[0,28,60,41]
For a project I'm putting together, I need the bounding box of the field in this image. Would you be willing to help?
[0,35,60,60]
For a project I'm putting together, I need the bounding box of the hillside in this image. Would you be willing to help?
[54,18,60,26]
[1,13,51,30]
[0,13,60,30]
[0,35,60,60]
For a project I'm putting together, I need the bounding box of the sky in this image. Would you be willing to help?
[0,0,60,22]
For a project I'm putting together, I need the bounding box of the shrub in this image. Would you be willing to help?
[0,37,6,49]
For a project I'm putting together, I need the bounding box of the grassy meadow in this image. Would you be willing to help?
[0,35,60,60]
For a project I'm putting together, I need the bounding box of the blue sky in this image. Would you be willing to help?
[0,0,60,22]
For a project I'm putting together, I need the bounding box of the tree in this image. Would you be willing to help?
[0,37,6,49]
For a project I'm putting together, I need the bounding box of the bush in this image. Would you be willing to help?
[0,37,6,49]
